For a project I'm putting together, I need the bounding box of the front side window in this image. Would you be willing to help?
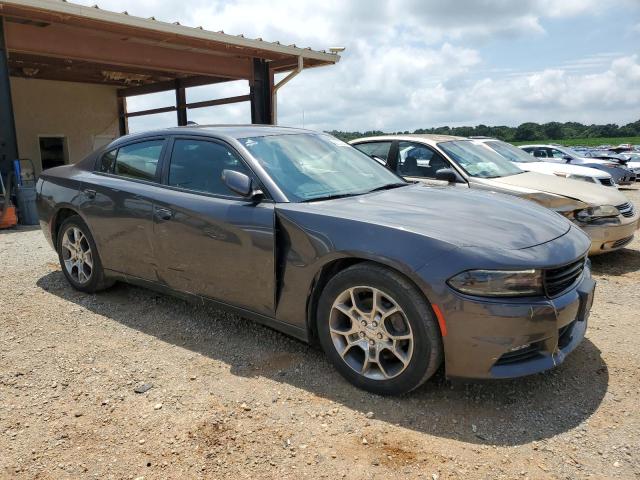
[438,140,523,178]
[168,139,251,196]
[114,140,164,181]
[397,141,450,178]
[240,133,404,202]
[353,141,392,163]
[550,148,568,159]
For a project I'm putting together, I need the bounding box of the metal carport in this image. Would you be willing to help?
[0,0,340,179]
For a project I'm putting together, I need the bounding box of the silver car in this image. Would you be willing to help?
[351,134,639,255]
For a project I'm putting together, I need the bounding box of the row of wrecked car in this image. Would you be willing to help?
[351,135,639,255]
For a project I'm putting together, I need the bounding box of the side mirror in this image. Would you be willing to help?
[372,155,387,166]
[222,169,263,199]
[563,155,573,162]
[435,168,458,183]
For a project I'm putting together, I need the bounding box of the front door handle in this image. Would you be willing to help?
[154,206,173,221]
[84,189,96,199]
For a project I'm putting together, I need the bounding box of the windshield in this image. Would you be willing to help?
[240,133,405,202]
[485,140,537,163]
[438,140,523,178]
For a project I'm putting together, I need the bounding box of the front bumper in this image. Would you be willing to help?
[441,265,595,380]
[582,217,639,255]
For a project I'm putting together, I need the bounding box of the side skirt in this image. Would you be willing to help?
[104,269,309,343]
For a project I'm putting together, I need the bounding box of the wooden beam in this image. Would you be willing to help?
[125,105,177,118]
[186,94,250,110]
[5,21,253,80]
[117,75,228,98]
[117,96,128,135]
[175,80,187,126]
[123,95,251,118]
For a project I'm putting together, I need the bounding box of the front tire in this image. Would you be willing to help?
[317,262,443,395]
[57,215,113,293]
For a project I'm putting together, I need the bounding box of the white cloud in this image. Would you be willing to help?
[71,0,639,132]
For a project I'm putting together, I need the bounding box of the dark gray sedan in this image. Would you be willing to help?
[37,126,595,395]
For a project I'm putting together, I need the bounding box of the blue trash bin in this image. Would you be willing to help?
[16,184,39,225]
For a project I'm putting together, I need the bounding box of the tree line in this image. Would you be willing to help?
[327,119,640,143]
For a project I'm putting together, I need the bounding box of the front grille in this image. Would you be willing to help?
[543,258,586,297]
[495,343,542,366]
[600,178,614,186]
[616,202,635,218]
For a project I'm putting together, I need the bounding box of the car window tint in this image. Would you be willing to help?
[397,141,449,178]
[99,149,117,173]
[168,139,251,196]
[115,140,164,181]
[353,142,392,162]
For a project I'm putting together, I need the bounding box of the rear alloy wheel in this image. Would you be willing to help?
[61,226,94,285]
[317,262,443,395]
[57,215,113,293]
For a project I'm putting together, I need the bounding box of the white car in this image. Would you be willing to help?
[471,138,616,187]
[518,144,635,186]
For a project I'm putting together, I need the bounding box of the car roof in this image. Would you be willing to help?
[519,144,566,148]
[108,124,315,148]
[351,134,466,146]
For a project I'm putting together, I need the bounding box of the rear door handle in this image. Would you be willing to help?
[84,189,96,199]
[154,206,173,221]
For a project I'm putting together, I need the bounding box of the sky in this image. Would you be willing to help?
[74,0,640,133]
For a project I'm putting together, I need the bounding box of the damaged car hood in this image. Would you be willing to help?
[278,184,571,250]
[483,171,628,207]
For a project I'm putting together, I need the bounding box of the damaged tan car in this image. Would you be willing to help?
[351,134,639,255]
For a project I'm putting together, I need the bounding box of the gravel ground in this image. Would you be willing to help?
[1,188,639,480]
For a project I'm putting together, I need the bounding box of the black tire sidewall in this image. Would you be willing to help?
[56,215,105,293]
[317,263,442,395]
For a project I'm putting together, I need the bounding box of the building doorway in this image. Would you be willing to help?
[39,136,68,170]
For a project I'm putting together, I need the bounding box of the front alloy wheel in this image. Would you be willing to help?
[329,286,414,380]
[317,262,443,395]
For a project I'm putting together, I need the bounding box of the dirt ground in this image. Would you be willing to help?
[1,188,639,480]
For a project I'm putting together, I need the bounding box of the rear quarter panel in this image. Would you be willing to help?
[36,166,84,249]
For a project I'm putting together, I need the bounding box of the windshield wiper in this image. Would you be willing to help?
[301,192,362,203]
[365,183,408,193]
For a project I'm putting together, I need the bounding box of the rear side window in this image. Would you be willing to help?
[99,149,117,173]
[168,139,251,197]
[353,141,392,162]
[114,140,164,181]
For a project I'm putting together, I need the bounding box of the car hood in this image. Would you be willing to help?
[279,184,571,250]
[515,161,609,179]
[486,171,627,207]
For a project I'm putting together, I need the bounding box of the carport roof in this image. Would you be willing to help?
[0,0,340,87]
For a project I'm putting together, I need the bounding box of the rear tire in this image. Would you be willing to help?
[56,215,113,293]
[316,262,443,395]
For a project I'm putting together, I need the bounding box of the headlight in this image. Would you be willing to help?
[447,269,543,297]
[574,205,619,222]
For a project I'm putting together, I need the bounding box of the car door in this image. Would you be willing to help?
[152,136,275,316]
[391,141,468,187]
[80,138,167,281]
